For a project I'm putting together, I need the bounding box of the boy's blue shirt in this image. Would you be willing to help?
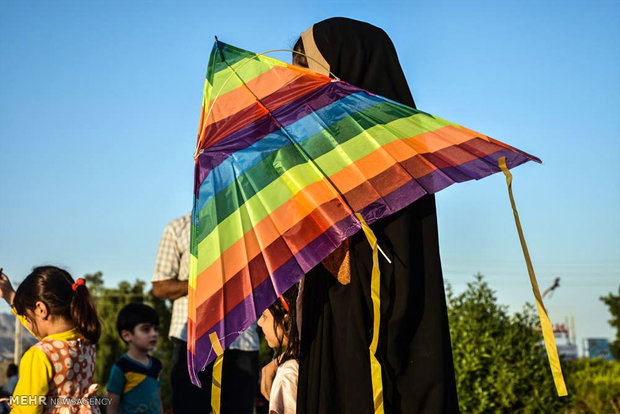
[107,353,162,414]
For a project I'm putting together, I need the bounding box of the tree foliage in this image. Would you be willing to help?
[563,359,620,413]
[83,272,173,410]
[600,286,620,360]
[447,273,565,412]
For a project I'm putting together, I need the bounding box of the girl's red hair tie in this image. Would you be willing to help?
[279,295,289,312]
[72,278,85,291]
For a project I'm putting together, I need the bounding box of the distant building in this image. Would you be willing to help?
[556,343,578,360]
[553,322,578,360]
[585,338,614,360]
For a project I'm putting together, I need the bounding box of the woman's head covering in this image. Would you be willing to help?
[297,17,417,285]
[299,17,416,108]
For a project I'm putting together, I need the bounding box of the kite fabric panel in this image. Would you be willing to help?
[188,40,541,386]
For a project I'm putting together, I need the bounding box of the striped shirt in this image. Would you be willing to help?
[152,214,259,351]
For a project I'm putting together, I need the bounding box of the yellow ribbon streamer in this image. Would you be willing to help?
[355,213,385,413]
[498,157,568,397]
[209,332,224,414]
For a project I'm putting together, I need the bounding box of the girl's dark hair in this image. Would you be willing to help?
[269,284,299,365]
[13,266,101,344]
[292,37,308,68]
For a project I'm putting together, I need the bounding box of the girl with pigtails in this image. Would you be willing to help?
[0,266,102,414]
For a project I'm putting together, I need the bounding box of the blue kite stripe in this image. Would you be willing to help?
[193,90,387,220]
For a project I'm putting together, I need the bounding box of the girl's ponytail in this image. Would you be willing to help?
[70,280,101,344]
[13,266,101,344]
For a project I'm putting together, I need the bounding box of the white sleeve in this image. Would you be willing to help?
[269,360,299,414]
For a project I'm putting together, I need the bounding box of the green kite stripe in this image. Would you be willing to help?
[195,100,430,237]
[194,120,459,270]
[194,161,330,271]
[204,46,288,105]
[195,105,453,246]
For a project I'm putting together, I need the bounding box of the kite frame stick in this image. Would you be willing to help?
[377,244,391,264]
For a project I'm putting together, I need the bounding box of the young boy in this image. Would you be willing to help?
[107,302,163,414]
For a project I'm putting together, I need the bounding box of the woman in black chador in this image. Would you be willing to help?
[292,17,460,413]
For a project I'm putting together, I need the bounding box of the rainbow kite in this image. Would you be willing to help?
[188,40,559,396]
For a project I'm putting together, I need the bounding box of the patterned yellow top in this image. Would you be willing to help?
[10,308,99,414]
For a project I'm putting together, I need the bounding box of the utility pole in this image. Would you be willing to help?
[582,338,588,358]
[14,316,22,364]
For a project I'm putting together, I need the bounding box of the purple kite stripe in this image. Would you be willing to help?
[428,148,533,185]
[188,214,362,386]
[285,213,361,273]
[196,82,361,188]
[356,148,535,227]
[357,178,429,226]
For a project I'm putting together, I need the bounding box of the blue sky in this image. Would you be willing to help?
[1,0,619,354]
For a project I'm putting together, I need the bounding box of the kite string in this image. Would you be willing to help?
[215,41,391,264]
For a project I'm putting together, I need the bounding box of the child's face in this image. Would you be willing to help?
[122,323,159,352]
[257,309,286,349]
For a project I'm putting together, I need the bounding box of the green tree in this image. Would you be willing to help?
[563,359,620,413]
[447,273,566,413]
[600,286,620,360]
[84,272,173,410]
